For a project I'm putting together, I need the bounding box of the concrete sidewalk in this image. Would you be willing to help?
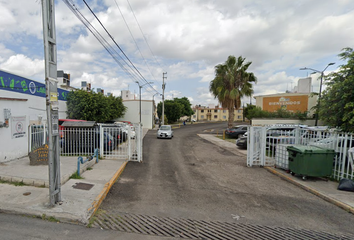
[199,134,354,215]
[0,127,151,225]
[0,155,127,224]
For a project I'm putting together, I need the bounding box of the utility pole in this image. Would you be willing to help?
[42,0,61,206]
[162,72,167,125]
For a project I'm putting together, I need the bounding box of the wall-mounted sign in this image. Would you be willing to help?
[0,70,68,101]
[11,116,26,139]
[263,95,309,112]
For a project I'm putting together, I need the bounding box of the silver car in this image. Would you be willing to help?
[157,125,173,139]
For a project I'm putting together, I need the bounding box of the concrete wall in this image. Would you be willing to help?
[251,118,320,126]
[117,100,154,129]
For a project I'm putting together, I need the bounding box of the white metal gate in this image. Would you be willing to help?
[246,126,272,167]
[247,125,354,180]
[29,123,143,162]
[100,123,142,162]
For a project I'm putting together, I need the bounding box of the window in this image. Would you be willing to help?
[201,115,204,119]
[214,110,217,113]
[201,110,204,113]
[238,110,242,113]
[208,110,211,113]
[223,116,226,119]
[214,115,218,119]
[223,110,226,113]
[193,115,196,118]
[238,116,242,119]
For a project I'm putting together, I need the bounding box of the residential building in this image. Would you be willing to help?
[121,90,136,101]
[192,105,244,122]
[116,99,154,129]
[57,70,76,91]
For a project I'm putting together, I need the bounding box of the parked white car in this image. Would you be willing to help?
[130,126,136,139]
[157,125,173,139]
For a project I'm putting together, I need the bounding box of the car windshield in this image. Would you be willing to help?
[160,126,171,130]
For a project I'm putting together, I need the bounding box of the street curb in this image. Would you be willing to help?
[87,161,128,220]
[265,167,354,215]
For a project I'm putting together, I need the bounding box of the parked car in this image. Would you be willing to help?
[61,128,116,154]
[99,123,125,144]
[114,122,129,142]
[130,125,136,139]
[236,136,247,149]
[157,125,173,139]
[225,125,248,138]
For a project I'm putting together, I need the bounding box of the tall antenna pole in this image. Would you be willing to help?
[162,72,167,125]
[42,0,61,206]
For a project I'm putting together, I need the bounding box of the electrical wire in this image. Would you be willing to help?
[62,0,160,96]
[113,0,158,85]
[126,0,163,70]
[83,0,156,92]
[62,0,143,85]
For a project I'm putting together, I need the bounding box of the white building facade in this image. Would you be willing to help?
[0,70,69,162]
[116,100,154,129]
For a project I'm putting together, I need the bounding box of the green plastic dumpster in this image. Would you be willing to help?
[286,145,335,180]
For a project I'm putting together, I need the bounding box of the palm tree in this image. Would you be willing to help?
[209,55,257,128]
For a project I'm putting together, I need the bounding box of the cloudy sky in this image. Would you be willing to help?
[1,0,353,106]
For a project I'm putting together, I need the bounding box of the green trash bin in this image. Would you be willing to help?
[286,145,335,180]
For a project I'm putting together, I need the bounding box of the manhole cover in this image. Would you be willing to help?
[72,182,94,190]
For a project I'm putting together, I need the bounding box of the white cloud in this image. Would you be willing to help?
[0,54,44,78]
[0,0,353,107]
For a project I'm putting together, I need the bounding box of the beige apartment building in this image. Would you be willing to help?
[191,105,244,122]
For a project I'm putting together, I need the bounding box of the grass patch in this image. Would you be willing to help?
[216,135,236,144]
[69,172,84,179]
[87,167,93,171]
[41,214,60,223]
[0,179,26,186]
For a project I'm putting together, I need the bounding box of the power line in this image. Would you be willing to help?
[113,0,157,85]
[62,0,143,85]
[62,0,160,96]
[83,0,156,92]
[126,0,162,70]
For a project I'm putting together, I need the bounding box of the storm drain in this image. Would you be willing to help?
[72,182,94,190]
[92,212,353,240]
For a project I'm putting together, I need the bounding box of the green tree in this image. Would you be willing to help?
[210,55,257,128]
[157,100,183,123]
[174,97,194,117]
[157,97,192,123]
[66,89,126,123]
[319,47,354,132]
[243,104,257,120]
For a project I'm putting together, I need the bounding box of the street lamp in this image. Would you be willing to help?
[300,62,335,126]
[135,81,153,124]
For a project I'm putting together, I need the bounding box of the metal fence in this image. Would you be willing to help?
[29,124,47,152]
[247,125,354,180]
[29,123,142,162]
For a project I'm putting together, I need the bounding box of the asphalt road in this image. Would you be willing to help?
[0,213,166,240]
[99,122,354,237]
